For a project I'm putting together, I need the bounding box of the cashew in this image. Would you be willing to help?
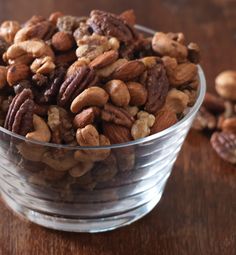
[26,114,51,143]
[6,40,55,63]
[42,151,78,171]
[17,142,47,162]
[70,87,109,113]
[69,161,94,178]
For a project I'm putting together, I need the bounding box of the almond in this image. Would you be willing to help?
[103,122,132,144]
[112,60,145,81]
[7,63,30,86]
[52,31,75,52]
[89,50,119,69]
[150,107,178,134]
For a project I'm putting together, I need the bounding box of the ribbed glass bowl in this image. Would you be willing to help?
[0,25,206,233]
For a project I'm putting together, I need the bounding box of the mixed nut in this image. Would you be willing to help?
[192,70,236,164]
[0,10,201,189]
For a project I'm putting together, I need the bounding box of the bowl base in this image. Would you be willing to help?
[1,192,162,233]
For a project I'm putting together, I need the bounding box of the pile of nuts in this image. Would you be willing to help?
[0,10,200,186]
[192,70,236,164]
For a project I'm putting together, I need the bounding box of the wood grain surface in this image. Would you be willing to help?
[0,0,236,254]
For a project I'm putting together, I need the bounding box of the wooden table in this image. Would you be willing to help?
[1,0,236,254]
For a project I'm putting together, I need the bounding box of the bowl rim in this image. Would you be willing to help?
[0,25,206,150]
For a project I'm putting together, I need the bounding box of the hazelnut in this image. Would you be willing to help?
[52,31,75,52]
[126,82,147,106]
[104,80,130,107]
[49,11,64,25]
[7,63,30,86]
[215,70,236,100]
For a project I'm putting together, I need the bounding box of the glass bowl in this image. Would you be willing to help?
[0,25,206,233]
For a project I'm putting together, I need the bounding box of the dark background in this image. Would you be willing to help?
[0,0,236,254]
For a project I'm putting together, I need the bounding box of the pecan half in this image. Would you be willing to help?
[87,10,136,44]
[58,66,98,107]
[203,92,225,114]
[101,103,134,128]
[144,64,169,114]
[4,89,34,135]
[211,132,236,164]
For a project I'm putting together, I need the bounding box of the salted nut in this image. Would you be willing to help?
[6,40,55,63]
[104,79,130,107]
[215,70,236,100]
[70,87,109,113]
[26,114,51,143]
[152,32,188,62]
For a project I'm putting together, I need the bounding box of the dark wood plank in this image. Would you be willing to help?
[1,0,236,254]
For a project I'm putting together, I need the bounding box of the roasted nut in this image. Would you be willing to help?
[168,63,198,87]
[103,122,132,144]
[104,80,130,107]
[215,70,236,100]
[76,124,99,146]
[4,89,34,136]
[6,40,55,63]
[76,34,111,60]
[140,56,158,68]
[187,42,200,64]
[192,107,217,131]
[66,58,90,77]
[0,66,7,89]
[203,92,225,114]
[221,117,236,133]
[101,103,134,128]
[88,10,136,44]
[183,89,198,107]
[151,107,178,134]
[0,20,21,43]
[119,9,136,26]
[17,143,47,162]
[71,87,109,113]
[57,15,85,33]
[49,11,64,25]
[124,105,139,117]
[131,111,155,140]
[58,66,98,107]
[144,64,169,114]
[42,151,78,171]
[162,56,178,74]
[26,114,51,142]
[89,50,118,69]
[73,107,101,129]
[52,31,75,52]
[48,105,75,144]
[75,125,111,162]
[55,50,77,65]
[165,88,189,114]
[211,132,236,164]
[167,32,185,44]
[14,21,54,43]
[111,60,145,81]
[7,63,30,86]
[69,161,94,178]
[152,32,188,62]
[73,22,91,41]
[96,58,128,78]
[127,81,147,106]
[30,56,55,74]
